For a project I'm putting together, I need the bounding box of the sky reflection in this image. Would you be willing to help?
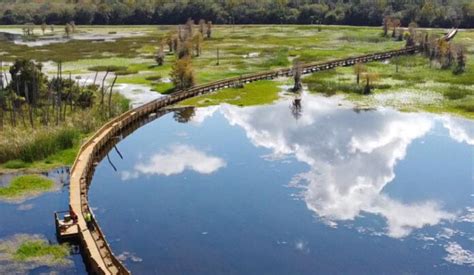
[121,144,226,180]
[90,92,474,273]
[203,94,473,240]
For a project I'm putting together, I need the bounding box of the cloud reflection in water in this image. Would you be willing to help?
[213,94,472,238]
[121,144,226,180]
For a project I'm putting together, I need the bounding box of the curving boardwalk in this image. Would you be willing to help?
[69,46,418,274]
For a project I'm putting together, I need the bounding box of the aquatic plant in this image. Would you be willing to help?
[14,240,69,262]
[0,175,53,199]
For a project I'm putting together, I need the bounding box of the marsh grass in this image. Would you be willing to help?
[179,80,280,107]
[0,127,80,163]
[14,240,69,263]
[444,87,473,100]
[0,25,473,119]
[0,175,53,199]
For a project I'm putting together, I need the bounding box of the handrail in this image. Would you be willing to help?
[69,45,419,275]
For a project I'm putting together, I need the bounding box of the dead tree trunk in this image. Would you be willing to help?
[24,86,34,128]
[108,76,117,118]
[100,70,109,112]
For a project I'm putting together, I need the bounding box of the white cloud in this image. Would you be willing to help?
[121,144,226,180]
[190,106,219,126]
[442,116,474,145]
[444,242,474,266]
[220,93,458,238]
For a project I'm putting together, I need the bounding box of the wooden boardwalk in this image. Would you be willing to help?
[69,46,418,274]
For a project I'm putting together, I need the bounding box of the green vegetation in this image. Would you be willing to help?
[0,1,472,28]
[0,234,72,271]
[0,175,54,199]
[14,240,69,262]
[0,127,81,164]
[179,80,281,107]
[0,25,472,172]
[0,57,130,171]
[2,146,79,171]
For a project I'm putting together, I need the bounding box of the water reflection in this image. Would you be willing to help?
[213,94,472,238]
[121,144,226,180]
[90,92,474,273]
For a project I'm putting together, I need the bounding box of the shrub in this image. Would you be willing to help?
[3,160,28,169]
[444,89,470,100]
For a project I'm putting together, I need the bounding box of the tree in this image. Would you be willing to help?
[177,40,192,59]
[199,19,206,36]
[392,56,402,73]
[362,72,379,94]
[185,18,194,38]
[438,40,453,69]
[173,107,196,123]
[292,61,302,91]
[164,30,174,53]
[23,23,35,36]
[70,21,76,33]
[192,33,203,57]
[206,21,213,39]
[391,18,400,38]
[155,43,165,66]
[382,16,392,37]
[41,22,47,35]
[353,63,366,84]
[9,59,47,106]
[405,21,418,47]
[453,45,467,75]
[290,97,302,120]
[170,57,195,90]
[65,23,72,38]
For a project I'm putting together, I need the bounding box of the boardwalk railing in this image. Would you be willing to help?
[69,45,419,275]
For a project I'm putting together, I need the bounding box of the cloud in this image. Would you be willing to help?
[441,116,474,145]
[190,106,219,125]
[444,242,474,266]
[220,93,458,238]
[121,144,226,180]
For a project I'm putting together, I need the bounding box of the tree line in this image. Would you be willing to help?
[0,0,473,28]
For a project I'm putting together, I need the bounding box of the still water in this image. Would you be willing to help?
[0,167,86,274]
[90,93,474,274]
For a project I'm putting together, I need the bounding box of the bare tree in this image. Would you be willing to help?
[41,22,47,35]
[382,16,392,37]
[353,63,366,84]
[363,72,379,94]
[65,24,72,38]
[391,18,400,38]
[199,19,206,36]
[193,33,203,57]
[156,43,165,66]
[206,21,213,39]
[453,44,467,75]
[292,61,302,91]
[108,76,117,118]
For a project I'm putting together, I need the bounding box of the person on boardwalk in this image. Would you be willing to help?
[85,211,94,231]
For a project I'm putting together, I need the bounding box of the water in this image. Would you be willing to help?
[0,167,87,274]
[90,93,474,274]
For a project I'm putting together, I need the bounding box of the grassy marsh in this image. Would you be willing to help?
[179,80,281,107]
[0,25,472,169]
[0,175,54,200]
[3,25,469,108]
[0,234,71,272]
[14,240,69,262]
